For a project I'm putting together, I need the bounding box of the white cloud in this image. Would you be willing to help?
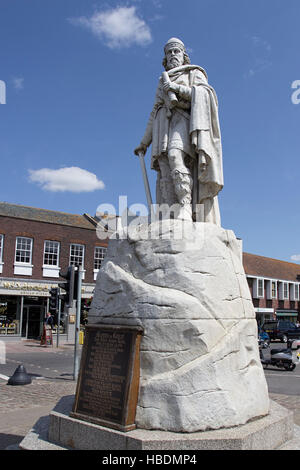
[291,255,300,262]
[13,77,24,90]
[28,167,105,193]
[69,6,152,49]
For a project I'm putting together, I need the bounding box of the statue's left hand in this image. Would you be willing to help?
[162,81,178,94]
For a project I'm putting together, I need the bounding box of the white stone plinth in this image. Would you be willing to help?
[89,221,270,432]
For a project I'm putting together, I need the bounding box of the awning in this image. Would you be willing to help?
[276,310,298,317]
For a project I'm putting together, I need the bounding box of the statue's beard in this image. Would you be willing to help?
[166,57,182,70]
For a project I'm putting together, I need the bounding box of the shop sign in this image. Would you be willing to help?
[0,280,57,296]
[81,285,95,299]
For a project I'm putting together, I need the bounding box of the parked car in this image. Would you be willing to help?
[258,327,270,348]
[261,320,300,343]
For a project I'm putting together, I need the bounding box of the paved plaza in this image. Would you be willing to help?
[0,340,299,450]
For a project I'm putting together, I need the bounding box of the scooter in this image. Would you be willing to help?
[259,338,300,371]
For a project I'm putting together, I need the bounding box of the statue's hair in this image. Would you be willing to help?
[162,51,191,70]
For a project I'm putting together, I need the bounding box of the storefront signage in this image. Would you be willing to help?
[0,281,57,297]
[0,280,96,298]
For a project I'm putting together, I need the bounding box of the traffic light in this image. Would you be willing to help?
[49,287,59,313]
[59,266,79,307]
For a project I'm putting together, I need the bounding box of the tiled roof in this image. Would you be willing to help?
[0,202,97,230]
[243,252,300,282]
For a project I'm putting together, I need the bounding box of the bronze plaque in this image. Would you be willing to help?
[71,324,143,432]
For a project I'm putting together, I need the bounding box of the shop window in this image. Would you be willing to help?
[0,296,21,335]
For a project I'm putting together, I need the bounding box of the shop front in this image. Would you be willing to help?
[276,310,299,323]
[0,279,59,339]
[255,307,275,326]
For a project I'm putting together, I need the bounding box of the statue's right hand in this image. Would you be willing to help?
[134,143,147,156]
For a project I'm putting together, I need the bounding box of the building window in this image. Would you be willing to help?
[94,247,107,270]
[15,237,33,264]
[258,279,264,297]
[0,234,3,263]
[295,284,300,301]
[267,280,277,300]
[70,244,84,268]
[290,283,299,301]
[279,281,289,300]
[0,234,3,274]
[43,241,60,266]
[283,282,289,299]
[271,281,277,299]
[253,278,264,298]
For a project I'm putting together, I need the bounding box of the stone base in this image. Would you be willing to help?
[19,395,297,451]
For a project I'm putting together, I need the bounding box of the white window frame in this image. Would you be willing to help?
[253,278,264,298]
[43,240,60,267]
[93,246,107,280]
[290,283,299,301]
[15,237,33,265]
[0,234,3,273]
[69,243,85,268]
[69,244,85,280]
[271,280,277,299]
[295,284,300,301]
[279,281,289,300]
[43,240,61,278]
[14,236,33,275]
[266,280,277,300]
[94,247,107,270]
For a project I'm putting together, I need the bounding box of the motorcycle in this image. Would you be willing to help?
[259,338,300,371]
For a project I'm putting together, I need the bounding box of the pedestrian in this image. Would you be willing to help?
[45,312,54,330]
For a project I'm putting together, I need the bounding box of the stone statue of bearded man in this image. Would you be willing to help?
[134,37,224,224]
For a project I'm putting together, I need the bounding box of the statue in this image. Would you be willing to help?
[88,37,270,435]
[134,37,223,224]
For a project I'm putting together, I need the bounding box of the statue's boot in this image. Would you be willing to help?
[171,169,193,221]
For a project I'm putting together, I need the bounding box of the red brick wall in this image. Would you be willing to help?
[0,216,108,284]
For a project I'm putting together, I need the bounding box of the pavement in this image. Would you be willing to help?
[0,340,300,451]
[0,339,77,450]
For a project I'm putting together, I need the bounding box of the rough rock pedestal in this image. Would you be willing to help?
[89,220,270,432]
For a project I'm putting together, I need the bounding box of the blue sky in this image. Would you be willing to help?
[0,0,300,263]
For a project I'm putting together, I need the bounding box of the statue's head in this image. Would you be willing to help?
[162,37,191,70]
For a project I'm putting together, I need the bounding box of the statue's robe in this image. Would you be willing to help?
[141,64,223,223]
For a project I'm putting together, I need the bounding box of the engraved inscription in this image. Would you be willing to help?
[76,328,133,424]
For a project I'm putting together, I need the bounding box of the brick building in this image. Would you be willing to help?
[0,202,109,340]
[243,252,300,325]
[1,200,299,339]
